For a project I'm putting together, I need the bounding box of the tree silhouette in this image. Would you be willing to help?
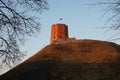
[0,0,48,67]
[93,0,120,40]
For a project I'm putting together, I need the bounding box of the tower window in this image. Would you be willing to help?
[60,27,62,30]
[60,36,62,38]
[54,37,55,39]
[60,32,62,34]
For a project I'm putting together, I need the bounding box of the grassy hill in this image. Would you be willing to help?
[1,40,120,80]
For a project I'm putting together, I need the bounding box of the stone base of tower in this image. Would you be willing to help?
[50,38,75,44]
[50,38,94,44]
[50,38,110,45]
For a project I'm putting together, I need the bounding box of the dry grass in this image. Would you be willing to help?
[27,39,120,63]
[1,39,120,80]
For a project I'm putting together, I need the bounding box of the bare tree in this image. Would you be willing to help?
[0,0,48,67]
[92,0,120,40]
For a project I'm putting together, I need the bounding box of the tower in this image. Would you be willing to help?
[50,23,69,44]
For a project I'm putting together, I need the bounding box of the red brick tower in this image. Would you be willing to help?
[50,23,69,44]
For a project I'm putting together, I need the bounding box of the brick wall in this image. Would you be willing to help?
[50,23,68,44]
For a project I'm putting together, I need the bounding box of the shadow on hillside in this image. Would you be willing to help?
[48,61,120,80]
[0,61,50,80]
[19,61,50,80]
[1,61,120,80]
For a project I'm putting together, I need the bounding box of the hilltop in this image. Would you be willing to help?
[1,39,120,80]
[27,39,120,63]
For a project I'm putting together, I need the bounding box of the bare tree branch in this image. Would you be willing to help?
[91,0,120,40]
[0,0,48,68]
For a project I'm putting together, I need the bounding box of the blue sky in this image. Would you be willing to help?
[1,0,119,75]
[20,0,115,58]
[20,0,117,59]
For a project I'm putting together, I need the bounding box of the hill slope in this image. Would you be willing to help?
[28,40,120,63]
[1,40,120,80]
